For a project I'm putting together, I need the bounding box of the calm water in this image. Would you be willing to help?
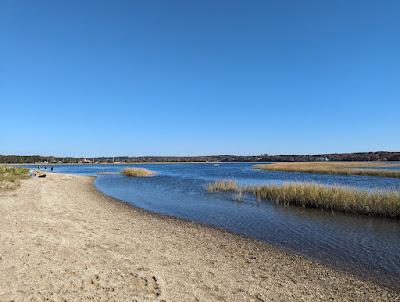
[28,163,400,289]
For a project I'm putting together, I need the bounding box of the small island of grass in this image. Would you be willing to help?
[253,162,400,178]
[121,167,155,177]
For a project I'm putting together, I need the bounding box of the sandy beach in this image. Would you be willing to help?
[0,173,398,301]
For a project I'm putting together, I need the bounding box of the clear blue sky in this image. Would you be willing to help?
[1,1,399,157]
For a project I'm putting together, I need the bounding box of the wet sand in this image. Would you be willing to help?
[0,173,398,301]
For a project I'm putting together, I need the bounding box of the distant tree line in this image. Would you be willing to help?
[1,151,399,164]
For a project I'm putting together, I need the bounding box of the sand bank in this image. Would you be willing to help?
[0,173,398,301]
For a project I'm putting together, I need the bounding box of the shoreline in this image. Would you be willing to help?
[4,161,254,166]
[0,173,398,301]
[95,178,400,289]
[6,160,400,167]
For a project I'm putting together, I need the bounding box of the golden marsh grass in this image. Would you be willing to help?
[121,167,155,177]
[206,179,238,192]
[206,180,400,218]
[254,162,400,178]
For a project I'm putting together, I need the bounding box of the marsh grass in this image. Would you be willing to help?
[121,167,155,177]
[206,180,400,218]
[206,179,238,192]
[0,166,29,190]
[248,183,400,218]
[254,162,400,178]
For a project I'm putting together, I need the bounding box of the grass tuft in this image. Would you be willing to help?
[206,179,400,218]
[121,167,155,177]
[254,162,400,178]
[0,166,29,191]
[206,179,238,192]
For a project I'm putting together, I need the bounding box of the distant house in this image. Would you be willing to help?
[319,157,329,161]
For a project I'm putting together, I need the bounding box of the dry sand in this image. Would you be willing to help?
[0,173,398,301]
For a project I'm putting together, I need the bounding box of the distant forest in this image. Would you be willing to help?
[1,151,399,164]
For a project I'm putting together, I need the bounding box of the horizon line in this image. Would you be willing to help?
[1,150,399,159]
